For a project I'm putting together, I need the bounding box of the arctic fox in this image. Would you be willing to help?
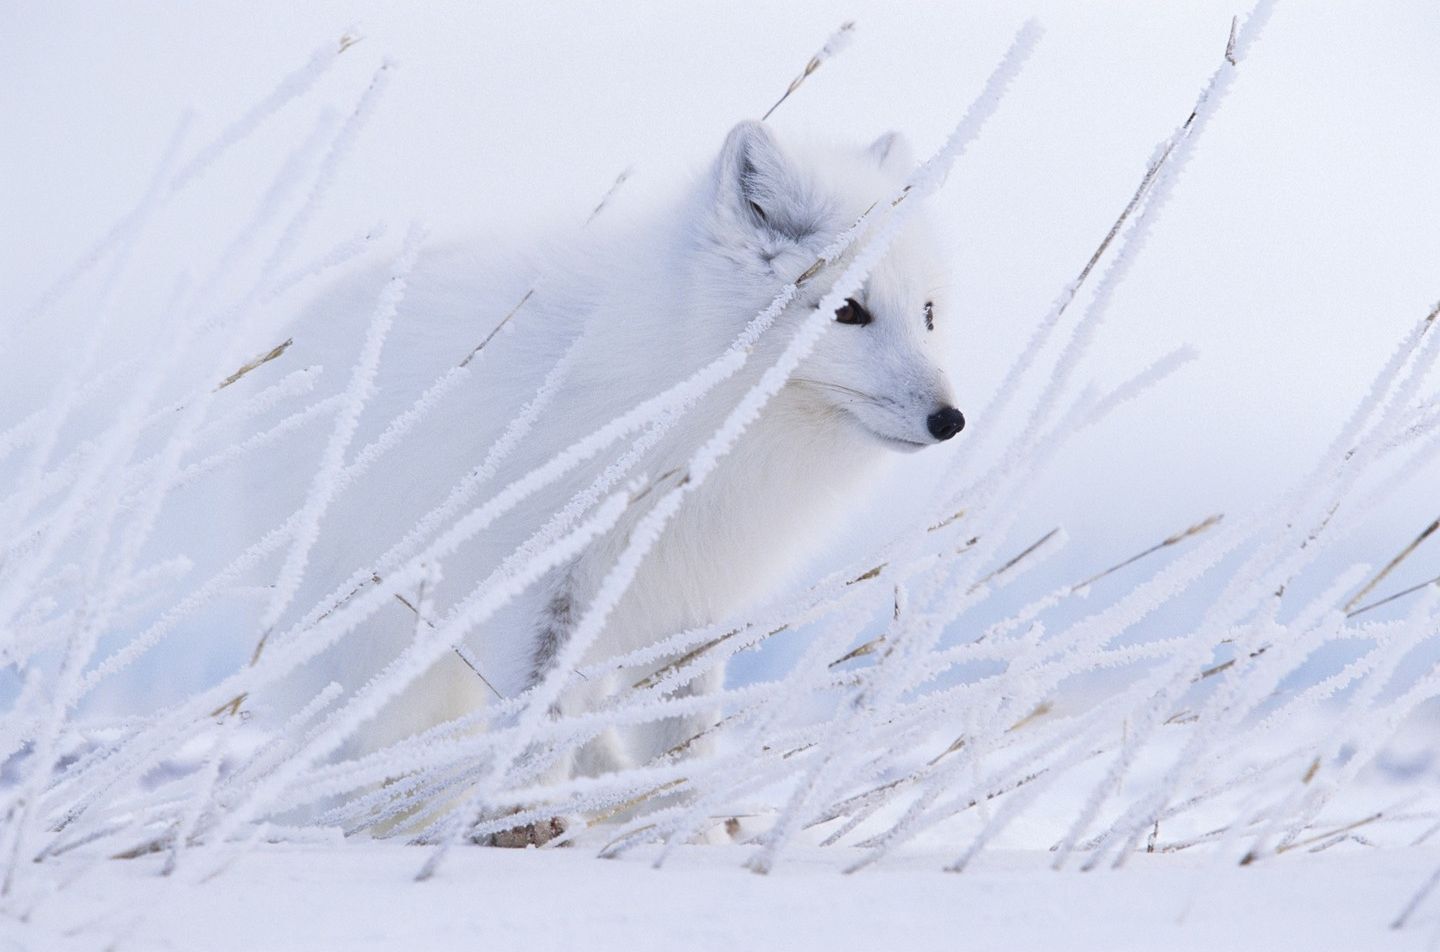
[514,121,963,778]
[262,119,961,829]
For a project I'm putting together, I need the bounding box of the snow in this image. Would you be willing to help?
[7,843,1437,952]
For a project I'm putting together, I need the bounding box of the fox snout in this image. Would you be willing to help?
[926,406,966,442]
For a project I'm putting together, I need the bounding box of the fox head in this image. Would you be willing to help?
[692,120,962,452]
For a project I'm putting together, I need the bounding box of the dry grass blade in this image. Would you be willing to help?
[830,589,899,669]
[928,735,966,767]
[210,694,246,719]
[585,167,633,225]
[458,166,631,368]
[656,713,741,762]
[457,289,533,368]
[1072,513,1223,592]
[1006,701,1053,733]
[1195,644,1268,682]
[1273,812,1383,855]
[1344,516,1439,612]
[215,337,293,390]
[829,636,884,668]
[584,779,687,833]
[598,822,659,858]
[927,508,966,532]
[390,589,506,701]
[631,635,729,690]
[1070,133,1176,294]
[630,629,758,690]
[450,645,506,701]
[1348,572,1440,618]
[1393,863,1440,930]
[459,19,864,369]
[847,563,886,585]
[761,21,856,121]
[831,531,1047,667]
[975,528,1060,590]
[628,467,688,505]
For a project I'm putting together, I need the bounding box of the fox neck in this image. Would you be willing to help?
[573,382,889,666]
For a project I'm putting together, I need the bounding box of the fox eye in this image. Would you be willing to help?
[834,297,872,326]
[924,301,935,331]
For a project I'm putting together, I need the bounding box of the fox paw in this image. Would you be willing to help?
[485,816,568,848]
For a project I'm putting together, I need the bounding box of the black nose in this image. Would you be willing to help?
[926,407,966,441]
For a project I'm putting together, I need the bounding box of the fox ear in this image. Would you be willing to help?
[866,131,914,174]
[713,120,815,240]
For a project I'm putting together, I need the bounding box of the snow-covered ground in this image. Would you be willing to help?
[8,843,1440,952]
